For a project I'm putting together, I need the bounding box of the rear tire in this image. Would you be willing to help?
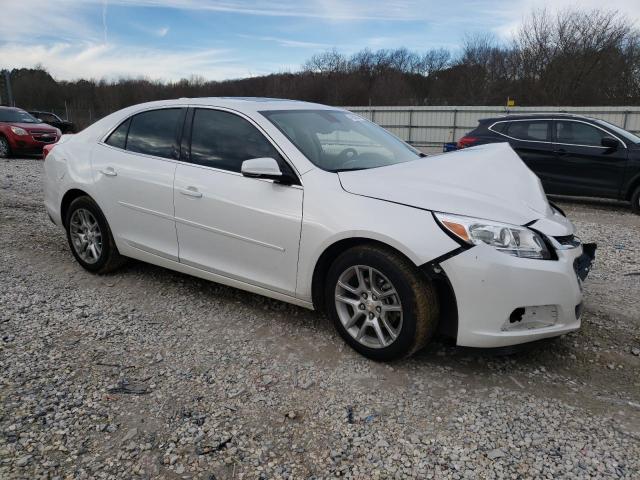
[631,186,640,215]
[324,244,439,361]
[64,196,126,273]
[0,136,11,159]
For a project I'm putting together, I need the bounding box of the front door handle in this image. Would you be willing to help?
[179,186,202,198]
[100,167,117,176]
[554,148,567,156]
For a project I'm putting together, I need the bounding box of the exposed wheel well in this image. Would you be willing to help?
[60,189,91,225]
[311,238,458,341]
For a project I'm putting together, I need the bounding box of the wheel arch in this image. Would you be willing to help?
[310,237,458,341]
[625,173,640,200]
[60,188,92,225]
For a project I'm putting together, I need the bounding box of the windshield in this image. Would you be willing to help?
[595,119,640,144]
[0,109,40,124]
[261,109,423,171]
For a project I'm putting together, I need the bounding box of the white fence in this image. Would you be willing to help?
[347,106,640,149]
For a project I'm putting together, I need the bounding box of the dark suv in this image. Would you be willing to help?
[458,114,640,213]
[28,111,76,134]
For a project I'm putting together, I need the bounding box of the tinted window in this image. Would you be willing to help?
[40,113,58,122]
[490,122,507,133]
[0,109,39,123]
[506,121,550,141]
[105,118,130,150]
[126,109,181,159]
[190,109,282,172]
[556,121,605,146]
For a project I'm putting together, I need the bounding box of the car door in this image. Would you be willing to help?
[173,107,303,295]
[551,120,628,197]
[92,107,185,261]
[501,120,556,190]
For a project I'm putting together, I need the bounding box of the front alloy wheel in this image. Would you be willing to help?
[0,136,10,158]
[335,265,403,349]
[325,244,439,361]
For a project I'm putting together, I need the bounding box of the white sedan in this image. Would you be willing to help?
[43,98,594,360]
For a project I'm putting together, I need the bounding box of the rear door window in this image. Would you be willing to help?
[555,121,605,147]
[506,121,550,141]
[126,108,182,159]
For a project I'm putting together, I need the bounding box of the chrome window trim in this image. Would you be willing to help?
[96,143,303,190]
[97,104,303,188]
[488,118,627,149]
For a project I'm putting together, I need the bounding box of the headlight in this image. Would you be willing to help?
[434,212,552,259]
[10,126,28,136]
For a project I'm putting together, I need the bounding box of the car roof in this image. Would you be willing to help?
[122,97,341,114]
[0,106,26,112]
[479,113,599,123]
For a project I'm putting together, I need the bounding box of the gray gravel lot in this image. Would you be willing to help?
[1,158,639,479]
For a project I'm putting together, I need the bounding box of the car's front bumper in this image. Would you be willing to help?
[440,243,592,348]
[8,134,58,156]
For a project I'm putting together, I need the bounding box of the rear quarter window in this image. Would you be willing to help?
[105,118,130,150]
[489,122,508,134]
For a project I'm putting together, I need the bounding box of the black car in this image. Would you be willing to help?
[28,111,76,134]
[458,114,640,213]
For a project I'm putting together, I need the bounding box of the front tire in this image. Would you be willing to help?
[65,196,125,273]
[0,136,11,159]
[631,186,640,215]
[325,244,439,361]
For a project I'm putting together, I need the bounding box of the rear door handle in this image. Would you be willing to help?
[554,148,567,155]
[100,167,117,176]
[179,186,202,198]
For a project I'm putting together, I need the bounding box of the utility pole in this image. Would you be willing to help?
[0,70,14,106]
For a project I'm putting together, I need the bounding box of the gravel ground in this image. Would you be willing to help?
[1,158,639,479]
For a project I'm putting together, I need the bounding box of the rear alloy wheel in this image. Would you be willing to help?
[0,136,11,158]
[632,186,640,215]
[65,196,126,273]
[325,244,439,361]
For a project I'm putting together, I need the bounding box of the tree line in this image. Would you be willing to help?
[4,9,640,128]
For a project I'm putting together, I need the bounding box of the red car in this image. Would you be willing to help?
[0,107,61,158]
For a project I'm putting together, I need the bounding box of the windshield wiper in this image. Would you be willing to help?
[331,167,366,173]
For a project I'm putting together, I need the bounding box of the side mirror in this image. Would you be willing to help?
[601,136,619,149]
[241,157,284,181]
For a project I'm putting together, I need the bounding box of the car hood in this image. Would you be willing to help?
[338,142,559,227]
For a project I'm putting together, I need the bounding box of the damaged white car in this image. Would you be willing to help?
[43,98,595,360]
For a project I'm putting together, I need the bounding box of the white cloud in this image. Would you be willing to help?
[75,0,440,21]
[237,34,330,49]
[0,42,257,81]
[0,1,97,43]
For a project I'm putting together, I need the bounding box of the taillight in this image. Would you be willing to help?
[456,136,478,149]
[42,144,55,160]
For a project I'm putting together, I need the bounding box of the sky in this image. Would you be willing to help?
[1,0,639,82]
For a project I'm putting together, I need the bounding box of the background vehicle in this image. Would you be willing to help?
[44,98,590,361]
[0,107,60,158]
[28,111,76,134]
[457,114,640,214]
